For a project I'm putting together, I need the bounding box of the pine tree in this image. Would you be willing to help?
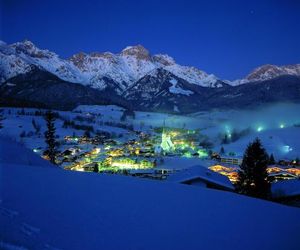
[93,163,99,173]
[222,134,229,144]
[220,146,225,154]
[44,110,57,164]
[32,118,41,134]
[0,109,4,129]
[236,138,270,199]
[84,130,91,138]
[269,153,275,165]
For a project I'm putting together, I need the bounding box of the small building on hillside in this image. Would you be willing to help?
[167,165,235,192]
[220,157,242,166]
[272,179,300,207]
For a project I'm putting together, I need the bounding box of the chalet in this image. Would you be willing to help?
[267,165,300,182]
[167,165,235,192]
[220,157,242,166]
[129,169,168,180]
[272,179,300,207]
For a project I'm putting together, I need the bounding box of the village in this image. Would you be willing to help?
[36,124,300,189]
[2,106,300,206]
[48,127,206,177]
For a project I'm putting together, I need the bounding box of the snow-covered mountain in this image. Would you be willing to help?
[1,39,300,113]
[0,40,85,84]
[69,44,222,90]
[2,40,300,91]
[232,64,300,85]
[246,64,300,81]
[0,40,221,93]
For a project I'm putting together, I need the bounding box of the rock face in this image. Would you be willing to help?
[0,39,300,113]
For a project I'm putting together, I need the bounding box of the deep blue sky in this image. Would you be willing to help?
[1,0,300,80]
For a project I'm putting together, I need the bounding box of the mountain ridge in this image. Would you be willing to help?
[1,39,300,91]
[1,39,300,113]
[0,40,221,93]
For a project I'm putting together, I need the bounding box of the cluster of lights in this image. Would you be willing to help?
[210,164,300,184]
[256,126,264,132]
[198,149,209,158]
[209,165,239,183]
[105,157,154,170]
[282,145,293,153]
[224,125,232,138]
[161,128,199,155]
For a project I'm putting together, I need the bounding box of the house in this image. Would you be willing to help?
[272,179,300,207]
[167,165,235,192]
[267,165,299,182]
[220,157,242,166]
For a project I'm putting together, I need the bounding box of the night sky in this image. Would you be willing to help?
[1,0,300,80]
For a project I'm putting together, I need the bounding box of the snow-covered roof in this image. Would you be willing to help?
[167,165,234,190]
[272,179,300,198]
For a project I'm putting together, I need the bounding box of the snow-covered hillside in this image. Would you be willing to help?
[83,103,300,160]
[2,103,299,161]
[0,136,54,167]
[1,146,300,250]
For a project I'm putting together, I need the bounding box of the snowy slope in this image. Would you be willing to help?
[1,161,300,250]
[217,127,300,159]
[74,104,300,160]
[1,104,299,161]
[0,136,54,168]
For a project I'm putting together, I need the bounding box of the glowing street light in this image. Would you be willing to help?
[257,126,263,132]
[225,125,232,138]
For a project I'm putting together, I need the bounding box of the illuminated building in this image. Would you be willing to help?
[220,157,242,166]
[209,165,239,183]
[160,131,174,152]
[286,168,300,176]
[198,149,209,158]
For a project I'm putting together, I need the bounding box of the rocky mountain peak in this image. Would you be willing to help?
[11,39,54,59]
[246,64,300,82]
[246,64,279,80]
[120,45,151,60]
